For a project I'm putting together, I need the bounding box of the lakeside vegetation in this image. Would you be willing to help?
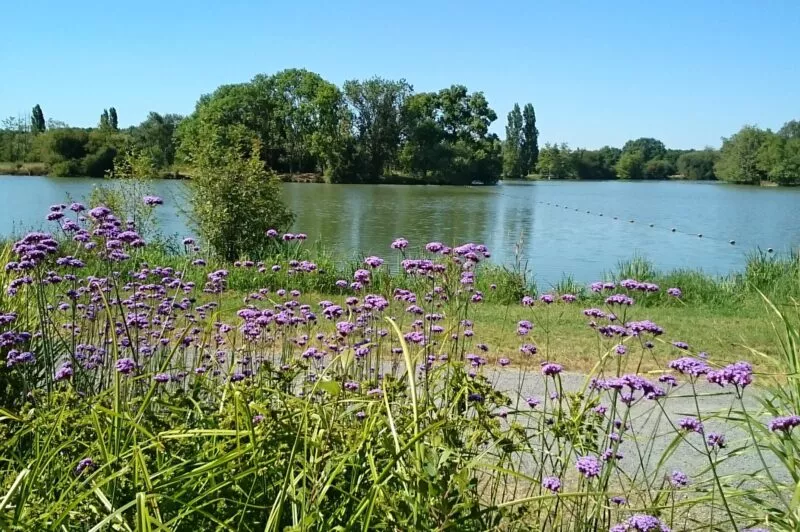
[2,68,798,185]
[2,195,800,529]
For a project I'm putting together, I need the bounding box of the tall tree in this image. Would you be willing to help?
[502,103,523,178]
[99,109,110,130]
[31,104,46,134]
[714,126,769,184]
[343,77,412,180]
[521,104,538,175]
[133,112,183,168]
[109,107,119,130]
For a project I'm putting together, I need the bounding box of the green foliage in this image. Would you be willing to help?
[537,143,575,179]
[108,107,118,131]
[521,103,539,175]
[714,125,770,184]
[189,125,294,260]
[615,149,645,179]
[622,137,667,162]
[643,158,674,179]
[676,150,718,180]
[30,104,45,134]
[502,103,524,178]
[132,112,183,169]
[343,77,412,180]
[571,147,620,180]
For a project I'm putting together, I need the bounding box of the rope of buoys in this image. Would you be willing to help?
[521,197,781,252]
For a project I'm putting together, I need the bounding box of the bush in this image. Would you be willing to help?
[189,125,294,260]
[48,159,83,177]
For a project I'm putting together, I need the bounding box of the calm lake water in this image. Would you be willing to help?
[2,175,799,286]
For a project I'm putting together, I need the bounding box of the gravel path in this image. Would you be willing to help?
[487,369,784,482]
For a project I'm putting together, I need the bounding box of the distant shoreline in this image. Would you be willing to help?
[2,164,798,187]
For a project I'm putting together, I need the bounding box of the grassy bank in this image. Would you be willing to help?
[0,161,48,176]
[1,203,799,530]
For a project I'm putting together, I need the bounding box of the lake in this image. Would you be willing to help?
[1,175,799,287]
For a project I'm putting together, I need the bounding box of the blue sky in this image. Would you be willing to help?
[1,0,798,149]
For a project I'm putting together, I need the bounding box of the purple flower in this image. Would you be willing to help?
[115,357,136,375]
[69,202,86,212]
[425,242,444,253]
[252,414,265,424]
[519,343,537,356]
[612,514,671,532]
[668,357,709,377]
[542,476,561,492]
[583,308,606,318]
[76,457,96,475]
[364,256,384,268]
[526,397,541,408]
[707,361,753,389]
[521,295,534,306]
[669,470,689,488]
[671,341,689,350]
[610,496,627,505]
[390,237,408,250]
[55,362,73,381]
[667,287,682,298]
[353,269,370,283]
[540,294,554,304]
[266,229,278,237]
[614,344,627,355]
[706,432,726,449]
[498,357,510,367]
[678,417,703,433]
[154,373,170,383]
[143,195,163,206]
[561,294,576,302]
[541,362,562,377]
[606,294,634,306]
[769,414,800,433]
[575,455,601,478]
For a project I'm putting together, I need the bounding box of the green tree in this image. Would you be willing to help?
[778,120,800,140]
[621,138,666,162]
[714,126,769,184]
[108,107,119,131]
[757,133,800,184]
[502,103,523,178]
[31,105,46,134]
[99,109,110,130]
[132,112,183,168]
[643,159,674,179]
[399,92,446,180]
[676,150,718,180]
[571,147,619,180]
[520,103,538,175]
[615,150,646,179]
[537,143,573,179]
[189,124,294,260]
[344,77,412,180]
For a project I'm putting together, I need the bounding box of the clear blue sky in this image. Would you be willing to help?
[2,0,798,149]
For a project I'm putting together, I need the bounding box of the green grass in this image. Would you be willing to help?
[0,161,48,176]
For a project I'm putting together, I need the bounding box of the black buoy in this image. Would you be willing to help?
[671,228,676,232]
[698,234,703,238]
[629,220,635,223]
[649,223,654,227]
[599,213,603,216]
[729,240,735,245]
[768,247,774,253]
[586,210,591,214]
[613,216,618,220]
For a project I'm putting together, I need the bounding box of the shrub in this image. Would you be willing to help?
[189,125,294,260]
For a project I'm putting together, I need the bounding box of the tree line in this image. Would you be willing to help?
[0,104,182,178]
[2,67,798,185]
[177,69,507,184]
[508,123,800,185]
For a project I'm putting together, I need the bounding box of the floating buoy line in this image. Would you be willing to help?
[503,194,778,252]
